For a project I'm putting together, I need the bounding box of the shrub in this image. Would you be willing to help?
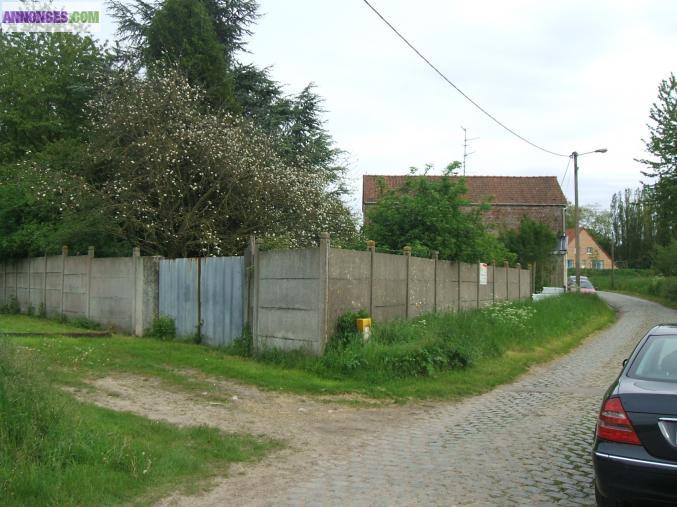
[328,310,369,350]
[0,296,20,314]
[228,331,253,357]
[68,317,103,330]
[148,316,176,340]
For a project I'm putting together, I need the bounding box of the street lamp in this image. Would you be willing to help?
[573,148,608,291]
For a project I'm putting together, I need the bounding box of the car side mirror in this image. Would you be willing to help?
[622,359,628,367]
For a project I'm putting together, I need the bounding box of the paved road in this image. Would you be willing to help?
[263,292,677,506]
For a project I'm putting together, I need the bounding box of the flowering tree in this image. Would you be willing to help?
[85,68,355,257]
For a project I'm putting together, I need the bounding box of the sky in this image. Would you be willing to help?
[100,0,676,216]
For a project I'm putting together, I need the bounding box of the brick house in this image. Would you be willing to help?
[565,228,613,270]
[363,175,567,235]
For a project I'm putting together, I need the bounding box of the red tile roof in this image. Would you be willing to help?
[363,175,567,206]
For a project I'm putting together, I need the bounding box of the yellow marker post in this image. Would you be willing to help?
[356,318,372,341]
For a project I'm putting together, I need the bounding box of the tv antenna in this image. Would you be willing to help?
[461,126,478,176]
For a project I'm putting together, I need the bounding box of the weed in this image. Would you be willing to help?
[148,316,176,340]
[1,296,21,314]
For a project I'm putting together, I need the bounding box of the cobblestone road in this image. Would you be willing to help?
[262,292,677,506]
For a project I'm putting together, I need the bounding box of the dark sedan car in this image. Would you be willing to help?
[593,324,677,506]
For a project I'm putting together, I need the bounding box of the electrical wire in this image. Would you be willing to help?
[559,155,571,187]
[361,0,569,158]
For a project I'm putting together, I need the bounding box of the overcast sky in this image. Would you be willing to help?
[103,1,677,215]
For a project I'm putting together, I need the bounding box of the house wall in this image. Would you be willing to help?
[566,229,613,269]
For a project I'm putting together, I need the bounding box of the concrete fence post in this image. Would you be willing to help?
[516,262,522,301]
[27,257,31,312]
[403,246,411,319]
[2,260,6,306]
[244,235,257,335]
[504,260,509,302]
[367,240,376,318]
[86,246,95,319]
[132,247,141,335]
[318,233,331,353]
[252,238,263,350]
[432,251,439,313]
[60,246,68,316]
[528,263,534,295]
[476,260,481,309]
[457,261,462,312]
[492,259,496,304]
[43,254,48,314]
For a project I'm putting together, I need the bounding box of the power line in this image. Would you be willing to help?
[361,0,569,158]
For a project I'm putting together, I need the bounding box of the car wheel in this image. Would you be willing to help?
[595,484,621,507]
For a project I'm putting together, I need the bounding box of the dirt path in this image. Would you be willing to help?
[72,372,435,506]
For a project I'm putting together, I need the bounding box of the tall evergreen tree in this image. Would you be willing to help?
[144,0,238,110]
[639,73,677,245]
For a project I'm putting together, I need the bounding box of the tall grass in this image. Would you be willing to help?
[0,341,276,506]
[576,268,677,306]
[248,293,612,382]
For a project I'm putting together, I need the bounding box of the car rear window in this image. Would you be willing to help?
[628,335,677,382]
[580,280,594,289]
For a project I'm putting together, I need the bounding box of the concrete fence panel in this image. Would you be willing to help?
[254,248,323,354]
[459,262,478,310]
[408,256,435,318]
[327,248,371,334]
[372,252,407,322]
[438,260,460,312]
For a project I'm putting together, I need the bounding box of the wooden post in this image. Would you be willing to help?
[403,246,411,319]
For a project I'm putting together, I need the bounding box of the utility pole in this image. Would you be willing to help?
[461,126,478,176]
[573,151,581,291]
[572,148,607,291]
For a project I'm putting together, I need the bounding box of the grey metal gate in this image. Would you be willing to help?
[159,256,245,346]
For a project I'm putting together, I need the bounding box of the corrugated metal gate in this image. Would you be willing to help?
[159,256,245,346]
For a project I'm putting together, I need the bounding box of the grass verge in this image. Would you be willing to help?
[3,293,615,401]
[0,341,279,507]
[576,268,677,309]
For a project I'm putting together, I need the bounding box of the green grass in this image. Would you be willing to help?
[0,342,279,507]
[0,314,92,334]
[2,293,615,402]
[575,268,677,309]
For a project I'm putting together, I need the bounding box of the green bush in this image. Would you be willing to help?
[148,316,176,340]
[0,296,21,315]
[329,309,369,350]
[68,316,103,330]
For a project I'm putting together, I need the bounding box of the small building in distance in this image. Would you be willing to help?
[565,228,613,270]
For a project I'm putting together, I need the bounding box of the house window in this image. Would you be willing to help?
[593,260,604,269]
[586,247,593,255]
[567,260,574,268]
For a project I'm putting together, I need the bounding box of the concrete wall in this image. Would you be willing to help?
[0,249,159,335]
[252,238,533,356]
[253,246,326,355]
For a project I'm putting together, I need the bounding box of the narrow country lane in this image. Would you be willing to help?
[249,293,676,506]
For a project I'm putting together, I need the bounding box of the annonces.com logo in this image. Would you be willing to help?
[1,2,102,32]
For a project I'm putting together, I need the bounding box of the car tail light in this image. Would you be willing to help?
[596,397,641,445]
